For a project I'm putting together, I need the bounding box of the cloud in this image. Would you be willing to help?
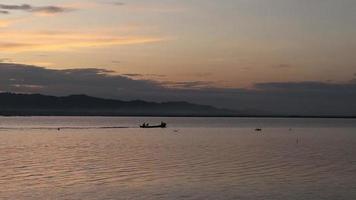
[122,73,144,77]
[0,4,74,15]
[95,1,183,13]
[122,73,166,78]
[0,4,32,10]
[31,6,74,16]
[92,1,125,6]
[0,30,166,52]
[161,81,215,89]
[0,63,355,116]
[0,42,34,50]
[0,63,162,96]
[254,81,356,92]
[0,58,13,62]
[109,2,126,6]
[0,10,9,14]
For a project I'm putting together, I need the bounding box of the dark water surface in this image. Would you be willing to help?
[0,117,355,199]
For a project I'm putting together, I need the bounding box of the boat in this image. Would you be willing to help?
[140,122,167,128]
[255,128,262,131]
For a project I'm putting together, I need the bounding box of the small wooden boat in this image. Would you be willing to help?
[255,128,262,131]
[140,122,167,128]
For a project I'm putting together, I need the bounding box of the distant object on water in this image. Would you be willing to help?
[255,128,262,132]
[140,122,167,128]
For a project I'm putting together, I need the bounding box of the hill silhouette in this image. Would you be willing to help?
[0,93,240,116]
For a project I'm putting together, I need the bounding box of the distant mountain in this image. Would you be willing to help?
[0,93,241,117]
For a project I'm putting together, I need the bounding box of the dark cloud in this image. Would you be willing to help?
[0,63,355,116]
[0,10,9,14]
[122,74,144,77]
[0,63,162,97]
[254,81,356,92]
[31,6,74,14]
[162,81,214,89]
[122,73,166,78]
[0,4,74,15]
[108,2,126,6]
[0,4,32,10]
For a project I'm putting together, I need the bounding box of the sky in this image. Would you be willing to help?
[0,0,356,115]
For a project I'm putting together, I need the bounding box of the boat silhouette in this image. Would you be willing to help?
[140,122,167,128]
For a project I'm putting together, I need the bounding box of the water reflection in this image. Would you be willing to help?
[0,117,355,199]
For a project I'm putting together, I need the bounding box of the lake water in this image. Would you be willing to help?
[0,117,355,200]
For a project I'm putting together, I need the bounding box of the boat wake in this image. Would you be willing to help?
[0,126,132,130]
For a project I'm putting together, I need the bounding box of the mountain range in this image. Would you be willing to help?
[0,93,240,117]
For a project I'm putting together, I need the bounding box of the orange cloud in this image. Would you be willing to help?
[0,30,167,52]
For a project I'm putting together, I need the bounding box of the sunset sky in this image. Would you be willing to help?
[1,0,355,87]
[1,0,356,115]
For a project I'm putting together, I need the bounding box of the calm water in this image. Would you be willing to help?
[0,117,355,200]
